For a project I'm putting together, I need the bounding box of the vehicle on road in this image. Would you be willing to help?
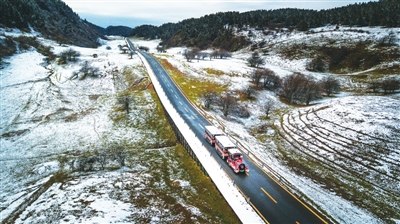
[205,126,249,174]
[204,125,224,146]
[226,148,249,174]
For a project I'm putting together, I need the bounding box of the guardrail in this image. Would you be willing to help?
[126,38,332,224]
[132,45,264,224]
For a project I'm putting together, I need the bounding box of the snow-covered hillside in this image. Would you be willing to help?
[147,25,400,223]
[0,30,240,223]
[1,25,399,223]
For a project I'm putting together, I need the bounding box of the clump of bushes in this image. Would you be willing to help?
[368,78,400,94]
[58,48,80,64]
[0,35,56,65]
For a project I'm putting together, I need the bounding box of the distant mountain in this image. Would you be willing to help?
[88,25,133,37]
[131,0,400,51]
[0,0,104,48]
[105,26,133,37]
[90,23,107,36]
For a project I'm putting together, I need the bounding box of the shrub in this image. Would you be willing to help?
[306,56,329,72]
[59,48,80,64]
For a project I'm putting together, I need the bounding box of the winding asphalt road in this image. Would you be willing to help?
[127,39,329,224]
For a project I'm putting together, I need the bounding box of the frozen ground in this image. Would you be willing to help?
[1,25,399,223]
[143,25,400,223]
[0,32,242,223]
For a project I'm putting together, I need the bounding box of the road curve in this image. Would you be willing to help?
[127,39,329,224]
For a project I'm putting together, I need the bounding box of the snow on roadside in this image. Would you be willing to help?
[0,37,149,222]
[139,51,264,223]
[1,34,248,224]
[1,25,398,223]
[138,26,400,223]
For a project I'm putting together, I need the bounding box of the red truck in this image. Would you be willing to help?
[214,135,235,160]
[204,125,224,146]
[225,147,249,174]
[211,133,249,174]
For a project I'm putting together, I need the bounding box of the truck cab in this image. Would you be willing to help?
[226,148,249,173]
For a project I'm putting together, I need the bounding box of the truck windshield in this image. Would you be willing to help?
[233,154,242,160]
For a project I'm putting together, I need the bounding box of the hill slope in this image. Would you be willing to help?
[0,0,103,48]
[131,0,400,51]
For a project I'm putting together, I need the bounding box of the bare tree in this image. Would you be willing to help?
[264,100,275,118]
[78,61,91,80]
[247,51,265,67]
[109,144,127,167]
[128,51,134,59]
[281,73,307,104]
[281,73,321,104]
[301,80,322,105]
[218,49,231,59]
[115,150,126,167]
[306,56,329,72]
[183,49,196,62]
[210,50,218,59]
[118,96,131,114]
[379,30,398,46]
[368,80,380,93]
[232,105,250,118]
[76,156,97,171]
[95,150,108,170]
[263,69,281,91]
[59,48,80,63]
[244,85,256,99]
[200,90,218,110]
[78,61,100,80]
[250,69,264,87]
[191,47,201,61]
[220,92,237,117]
[381,78,400,94]
[321,76,341,96]
[156,44,166,53]
[198,51,209,60]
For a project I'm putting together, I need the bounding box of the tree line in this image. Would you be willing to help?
[181,48,231,62]
[200,70,341,119]
[130,0,399,51]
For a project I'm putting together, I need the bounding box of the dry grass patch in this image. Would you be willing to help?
[204,67,225,76]
[156,58,228,103]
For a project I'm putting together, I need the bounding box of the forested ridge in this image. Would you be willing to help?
[0,0,103,48]
[131,0,400,51]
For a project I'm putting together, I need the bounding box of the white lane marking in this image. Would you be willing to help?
[184,108,189,113]
[170,88,173,92]
[179,101,183,105]
[191,115,195,120]
[175,94,178,99]
[198,123,204,129]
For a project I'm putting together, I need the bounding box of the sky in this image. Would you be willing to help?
[62,0,379,28]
